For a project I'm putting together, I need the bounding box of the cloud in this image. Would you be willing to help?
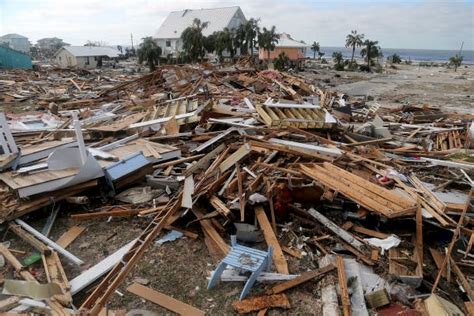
[0,0,472,50]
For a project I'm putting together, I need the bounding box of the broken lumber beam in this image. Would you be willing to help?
[307,208,365,252]
[337,256,352,316]
[267,264,335,294]
[233,294,291,314]
[70,209,139,220]
[8,224,51,255]
[127,283,204,316]
[255,206,289,274]
[42,251,72,306]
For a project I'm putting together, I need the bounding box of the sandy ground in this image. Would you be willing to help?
[303,63,474,114]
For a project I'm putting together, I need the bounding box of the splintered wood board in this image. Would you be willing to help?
[255,206,289,274]
[127,283,204,316]
[55,226,85,248]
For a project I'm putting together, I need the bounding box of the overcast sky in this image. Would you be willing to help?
[0,0,472,50]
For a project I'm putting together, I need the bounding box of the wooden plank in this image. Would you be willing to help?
[255,206,289,274]
[127,283,204,316]
[429,248,446,278]
[209,196,232,217]
[55,226,85,249]
[192,208,229,258]
[8,224,51,255]
[42,251,72,306]
[267,264,335,294]
[219,144,252,173]
[236,163,245,222]
[432,189,472,293]
[233,294,290,314]
[71,209,138,221]
[307,208,365,252]
[415,204,423,276]
[337,256,352,316]
[343,221,390,239]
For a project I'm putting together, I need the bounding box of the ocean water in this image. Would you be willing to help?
[307,46,474,64]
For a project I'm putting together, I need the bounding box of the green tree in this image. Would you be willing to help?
[345,30,364,65]
[137,37,162,71]
[203,33,216,54]
[274,52,290,71]
[387,53,402,64]
[311,41,320,59]
[181,18,209,62]
[245,18,260,57]
[235,23,248,55]
[258,26,280,61]
[332,51,344,70]
[214,28,235,62]
[360,39,382,72]
[449,54,463,72]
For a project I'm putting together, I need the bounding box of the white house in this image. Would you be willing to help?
[0,33,30,53]
[155,6,246,57]
[54,46,120,68]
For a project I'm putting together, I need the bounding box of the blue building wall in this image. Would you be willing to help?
[0,45,32,69]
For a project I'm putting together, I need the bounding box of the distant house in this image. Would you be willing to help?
[259,33,308,66]
[0,45,32,69]
[0,33,30,53]
[54,46,120,68]
[155,6,247,57]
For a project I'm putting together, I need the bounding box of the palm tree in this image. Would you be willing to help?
[245,18,260,57]
[258,26,279,61]
[181,18,209,62]
[449,54,463,72]
[345,30,364,65]
[137,37,162,71]
[311,42,320,59]
[332,51,343,70]
[360,39,382,72]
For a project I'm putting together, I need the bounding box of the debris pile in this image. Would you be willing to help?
[0,63,473,315]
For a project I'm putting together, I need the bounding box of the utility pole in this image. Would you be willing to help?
[130,33,134,51]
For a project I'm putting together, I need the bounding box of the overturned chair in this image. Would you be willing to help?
[207,235,273,300]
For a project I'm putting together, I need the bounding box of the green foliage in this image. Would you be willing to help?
[214,28,235,62]
[448,54,463,72]
[245,18,260,57]
[311,41,320,59]
[387,53,402,64]
[360,39,383,72]
[332,51,344,71]
[258,26,279,61]
[345,30,364,64]
[203,33,216,54]
[274,52,290,71]
[181,18,209,62]
[137,37,162,71]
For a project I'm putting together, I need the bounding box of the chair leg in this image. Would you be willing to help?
[207,262,227,289]
[240,264,264,300]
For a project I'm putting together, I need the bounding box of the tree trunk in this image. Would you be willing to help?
[313,51,316,59]
[351,45,355,64]
[367,47,371,72]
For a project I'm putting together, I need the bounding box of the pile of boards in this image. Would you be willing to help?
[0,62,473,315]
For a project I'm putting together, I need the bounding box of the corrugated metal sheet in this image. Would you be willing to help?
[0,46,32,69]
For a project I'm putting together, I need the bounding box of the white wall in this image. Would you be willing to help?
[55,49,77,67]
